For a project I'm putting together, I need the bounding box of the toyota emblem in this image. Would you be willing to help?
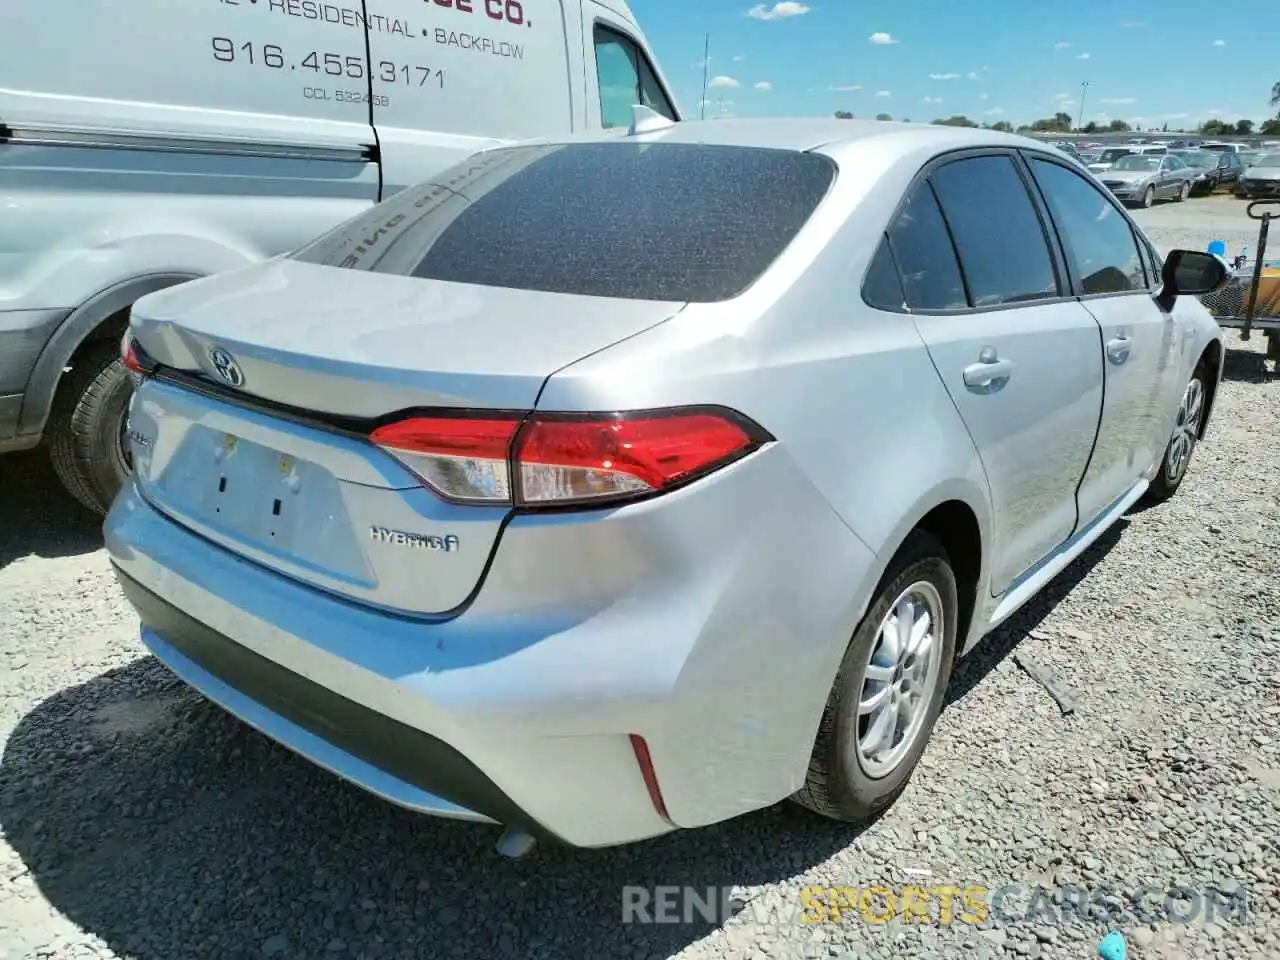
[208,346,245,387]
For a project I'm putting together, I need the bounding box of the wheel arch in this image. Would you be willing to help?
[18,272,201,440]
[1196,336,1224,440]
[858,480,993,660]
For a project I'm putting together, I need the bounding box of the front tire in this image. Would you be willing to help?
[47,343,135,516]
[791,530,959,823]
[1178,181,1190,202]
[1145,361,1208,504]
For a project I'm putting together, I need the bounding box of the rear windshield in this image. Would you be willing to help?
[291,142,837,303]
[1098,149,1131,162]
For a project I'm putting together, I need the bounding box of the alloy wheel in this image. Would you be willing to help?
[856,581,945,779]
[1165,375,1205,485]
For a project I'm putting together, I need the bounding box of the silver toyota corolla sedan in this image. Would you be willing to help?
[106,115,1229,855]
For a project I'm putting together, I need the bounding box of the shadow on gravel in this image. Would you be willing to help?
[0,451,103,570]
[0,519,1127,960]
[1221,345,1275,383]
[0,660,865,960]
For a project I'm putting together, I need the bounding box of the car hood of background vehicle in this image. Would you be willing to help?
[128,259,685,416]
[1246,166,1280,180]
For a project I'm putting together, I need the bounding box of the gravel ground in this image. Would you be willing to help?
[2,196,1277,960]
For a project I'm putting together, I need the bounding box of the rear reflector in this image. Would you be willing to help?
[369,407,770,508]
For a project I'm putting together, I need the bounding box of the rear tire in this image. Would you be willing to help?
[1144,360,1208,504]
[1178,181,1190,202]
[1142,185,1155,208]
[47,343,135,516]
[791,530,959,823]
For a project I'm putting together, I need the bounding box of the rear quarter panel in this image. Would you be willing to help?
[536,139,995,776]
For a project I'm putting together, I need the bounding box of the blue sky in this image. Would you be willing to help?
[632,0,1276,130]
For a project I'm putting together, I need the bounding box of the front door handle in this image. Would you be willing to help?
[1106,336,1132,364]
[961,355,1014,389]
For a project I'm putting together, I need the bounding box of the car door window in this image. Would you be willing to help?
[885,182,968,310]
[593,26,675,129]
[862,237,906,311]
[1028,157,1147,296]
[928,155,1059,307]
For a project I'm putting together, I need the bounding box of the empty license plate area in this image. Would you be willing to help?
[126,379,509,614]
[159,427,373,586]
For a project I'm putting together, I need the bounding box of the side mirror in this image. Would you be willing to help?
[1156,248,1230,310]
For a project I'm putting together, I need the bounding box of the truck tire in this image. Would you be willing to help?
[47,342,134,516]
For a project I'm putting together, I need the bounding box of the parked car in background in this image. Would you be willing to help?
[1171,149,1242,195]
[1045,140,1081,157]
[1240,151,1280,198]
[105,118,1229,853]
[1199,142,1242,154]
[1088,144,1165,174]
[1088,147,1135,173]
[1215,150,1246,188]
[1097,153,1196,206]
[0,0,678,516]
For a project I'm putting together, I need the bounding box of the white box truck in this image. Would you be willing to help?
[0,0,679,513]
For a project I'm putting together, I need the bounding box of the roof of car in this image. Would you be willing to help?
[519,116,1059,162]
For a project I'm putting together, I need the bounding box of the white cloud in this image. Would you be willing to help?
[828,84,863,92]
[967,71,980,80]
[694,57,712,69]
[868,32,898,45]
[979,93,989,100]
[1163,112,1189,120]
[1212,39,1226,46]
[928,72,962,80]
[745,2,810,20]
[875,89,891,97]
[922,96,943,104]
[1121,20,1145,27]
[1054,41,1072,49]
[754,81,772,91]
[733,55,746,61]
[1101,97,1136,105]
[1077,52,1091,59]
[707,75,740,89]
[984,107,1005,115]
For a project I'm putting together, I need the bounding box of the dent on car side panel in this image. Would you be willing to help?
[0,141,379,315]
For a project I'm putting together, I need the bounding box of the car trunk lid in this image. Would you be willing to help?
[125,259,682,616]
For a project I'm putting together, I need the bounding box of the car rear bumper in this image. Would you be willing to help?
[105,445,875,847]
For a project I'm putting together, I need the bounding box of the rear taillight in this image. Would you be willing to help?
[121,336,154,375]
[369,407,770,508]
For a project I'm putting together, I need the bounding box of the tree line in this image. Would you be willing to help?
[833,83,1280,136]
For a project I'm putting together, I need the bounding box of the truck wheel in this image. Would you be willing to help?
[47,342,135,516]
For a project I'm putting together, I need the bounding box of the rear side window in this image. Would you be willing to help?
[862,240,906,311]
[929,155,1059,307]
[1028,158,1147,296]
[886,183,968,311]
[291,142,835,303]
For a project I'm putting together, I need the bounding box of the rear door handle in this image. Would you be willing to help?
[961,357,1014,389]
[1106,336,1132,364]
